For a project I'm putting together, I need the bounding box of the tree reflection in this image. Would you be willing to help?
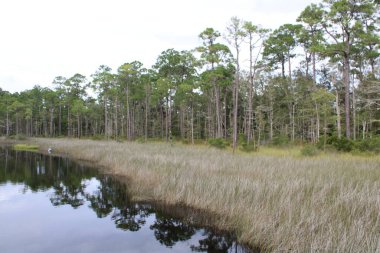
[191,231,234,252]
[0,148,153,233]
[191,230,257,253]
[111,204,149,231]
[0,148,97,193]
[150,214,196,247]
[0,147,254,253]
[86,177,116,217]
[50,182,86,208]
[86,176,153,231]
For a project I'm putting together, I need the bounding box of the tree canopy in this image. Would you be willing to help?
[1,0,379,148]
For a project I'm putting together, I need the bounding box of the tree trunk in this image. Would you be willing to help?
[214,84,222,138]
[335,88,342,139]
[126,86,131,141]
[168,95,172,145]
[30,116,33,137]
[257,111,262,147]
[323,107,327,151]
[58,102,62,136]
[165,98,169,142]
[191,104,194,145]
[207,91,212,138]
[247,33,254,146]
[145,96,149,142]
[6,109,9,137]
[104,95,108,139]
[160,105,164,140]
[85,116,88,137]
[305,51,310,78]
[67,106,71,137]
[232,40,240,153]
[343,41,351,139]
[114,97,118,140]
[121,107,125,138]
[310,118,315,143]
[233,78,238,152]
[269,99,274,141]
[315,102,320,141]
[362,121,366,139]
[291,103,295,142]
[352,81,356,141]
[288,53,292,81]
[180,105,185,139]
[50,107,54,137]
[281,59,285,79]
[223,88,228,138]
[77,114,80,138]
[16,115,19,136]
[43,112,48,137]
[132,106,135,140]
[312,52,316,84]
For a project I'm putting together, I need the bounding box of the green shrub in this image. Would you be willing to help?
[355,137,380,153]
[318,135,354,152]
[240,142,257,152]
[181,139,190,145]
[91,135,105,141]
[208,138,228,149]
[271,134,289,146]
[237,134,257,152]
[317,135,380,154]
[9,134,27,140]
[193,139,206,145]
[301,145,320,156]
[238,133,246,144]
[332,137,354,152]
[136,137,146,143]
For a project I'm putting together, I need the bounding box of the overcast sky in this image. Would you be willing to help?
[0,0,319,93]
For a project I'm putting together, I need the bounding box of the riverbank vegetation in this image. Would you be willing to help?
[12,143,39,151]
[22,138,378,253]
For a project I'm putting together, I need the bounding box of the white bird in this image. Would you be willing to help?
[48,147,52,154]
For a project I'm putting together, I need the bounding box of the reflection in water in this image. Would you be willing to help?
[191,232,239,252]
[0,147,255,253]
[151,215,196,247]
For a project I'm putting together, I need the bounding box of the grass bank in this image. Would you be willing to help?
[20,138,380,252]
[12,143,39,151]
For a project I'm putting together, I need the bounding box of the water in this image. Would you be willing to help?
[0,148,254,253]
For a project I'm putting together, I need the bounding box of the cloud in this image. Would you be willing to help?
[0,0,320,92]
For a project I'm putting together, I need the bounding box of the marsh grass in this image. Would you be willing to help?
[26,138,380,252]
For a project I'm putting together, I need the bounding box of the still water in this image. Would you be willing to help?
[0,148,253,253]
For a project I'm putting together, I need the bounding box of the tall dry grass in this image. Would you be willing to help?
[29,138,380,252]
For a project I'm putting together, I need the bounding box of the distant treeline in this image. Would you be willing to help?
[1,0,379,150]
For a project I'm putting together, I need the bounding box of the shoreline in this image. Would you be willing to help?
[3,138,380,252]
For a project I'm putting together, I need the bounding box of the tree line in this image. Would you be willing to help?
[1,0,379,150]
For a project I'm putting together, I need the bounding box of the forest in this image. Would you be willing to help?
[1,0,379,152]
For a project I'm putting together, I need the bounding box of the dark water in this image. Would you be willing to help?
[0,148,254,253]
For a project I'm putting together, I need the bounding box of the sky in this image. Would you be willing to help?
[0,0,319,93]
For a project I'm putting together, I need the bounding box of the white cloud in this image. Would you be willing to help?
[0,0,319,93]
